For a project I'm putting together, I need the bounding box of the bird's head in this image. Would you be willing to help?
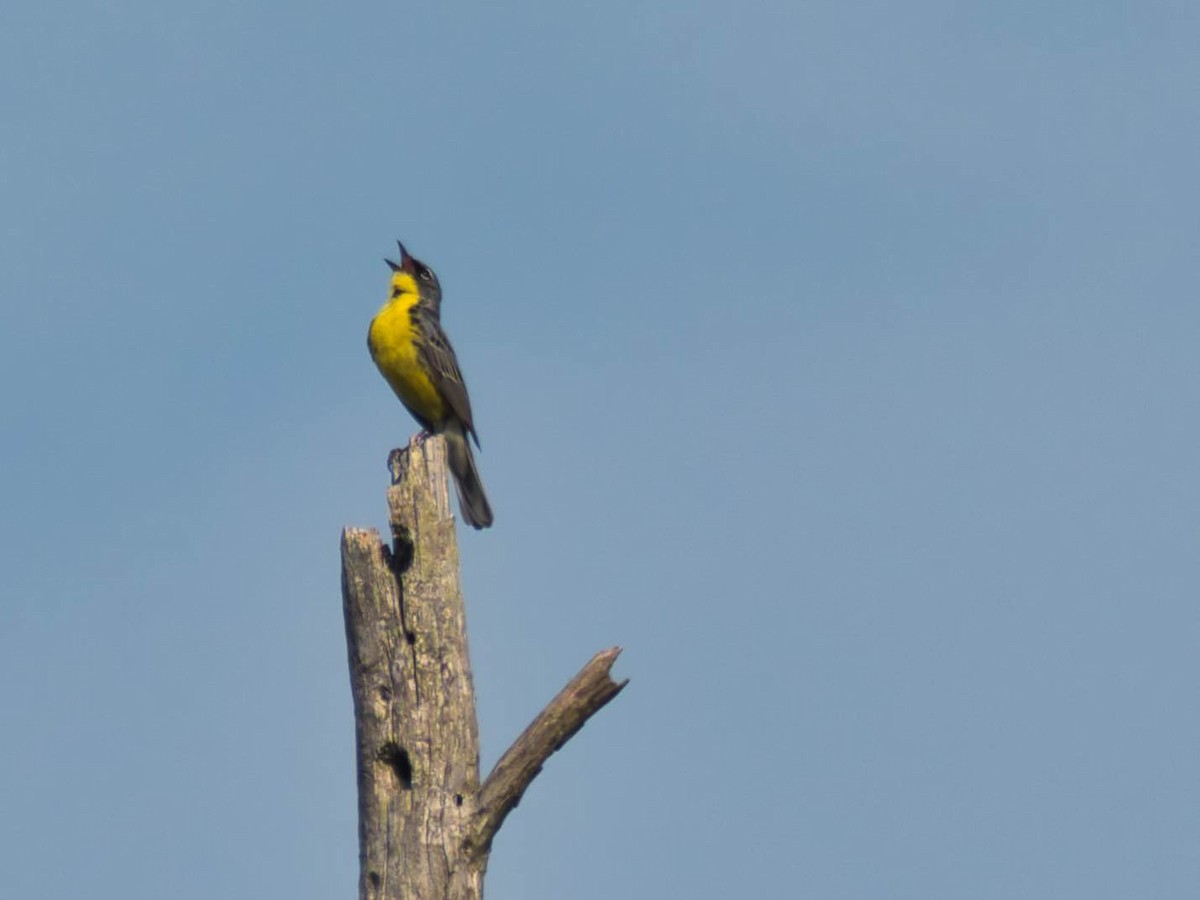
[385,240,441,304]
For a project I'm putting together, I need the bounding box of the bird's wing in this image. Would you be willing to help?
[417,316,479,442]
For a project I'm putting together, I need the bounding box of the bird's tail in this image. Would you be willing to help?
[444,421,494,529]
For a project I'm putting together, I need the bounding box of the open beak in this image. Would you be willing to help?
[385,240,418,273]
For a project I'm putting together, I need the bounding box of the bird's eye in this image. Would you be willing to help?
[418,266,433,282]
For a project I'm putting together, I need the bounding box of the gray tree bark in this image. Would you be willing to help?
[341,436,626,900]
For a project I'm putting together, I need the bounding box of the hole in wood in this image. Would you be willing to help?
[378,742,413,789]
[404,630,416,645]
[368,872,381,889]
[454,793,463,807]
[387,529,414,574]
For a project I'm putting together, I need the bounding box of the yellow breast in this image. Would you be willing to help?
[368,291,446,427]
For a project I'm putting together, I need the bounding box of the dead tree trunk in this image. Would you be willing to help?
[340,436,626,900]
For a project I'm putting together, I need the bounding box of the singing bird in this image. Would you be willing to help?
[368,241,493,529]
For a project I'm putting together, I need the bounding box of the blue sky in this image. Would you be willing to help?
[3,2,1199,897]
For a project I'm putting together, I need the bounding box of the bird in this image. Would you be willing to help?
[368,241,494,529]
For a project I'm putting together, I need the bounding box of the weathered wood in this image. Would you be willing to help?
[341,434,627,900]
[342,436,482,900]
[468,647,628,859]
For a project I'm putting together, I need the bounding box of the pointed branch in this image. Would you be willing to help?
[466,647,628,857]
